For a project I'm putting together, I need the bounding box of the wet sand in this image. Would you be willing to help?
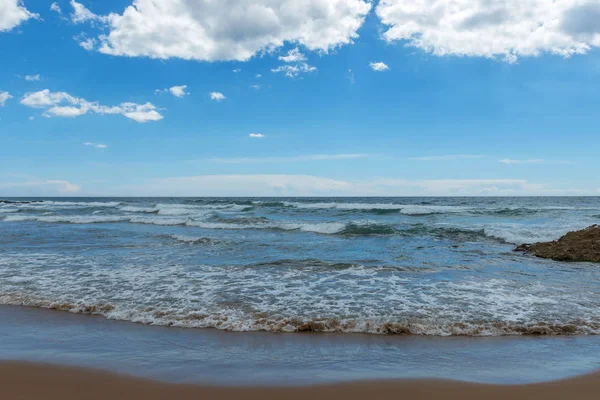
[2,361,600,400]
[2,305,600,385]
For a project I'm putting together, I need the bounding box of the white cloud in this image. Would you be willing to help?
[249,133,265,138]
[24,74,40,81]
[119,175,356,197]
[20,89,163,123]
[68,0,372,61]
[499,158,573,165]
[77,36,96,51]
[272,62,317,78]
[0,0,39,32]
[256,74,262,78]
[50,2,61,14]
[206,153,370,164]
[250,84,261,90]
[411,154,486,161]
[233,68,241,73]
[0,179,81,196]
[0,91,13,106]
[113,175,598,197]
[84,142,107,149]
[369,61,389,71]
[70,0,107,24]
[273,47,316,77]
[164,85,189,98]
[279,47,307,63]
[209,92,226,101]
[28,116,34,120]
[376,0,600,63]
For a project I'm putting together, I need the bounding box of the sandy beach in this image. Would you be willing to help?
[2,361,599,400]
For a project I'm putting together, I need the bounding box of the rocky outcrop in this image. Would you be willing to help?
[515,225,600,263]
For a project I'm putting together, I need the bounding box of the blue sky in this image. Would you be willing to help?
[1,0,600,196]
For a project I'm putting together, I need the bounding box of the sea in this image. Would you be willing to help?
[1,197,599,337]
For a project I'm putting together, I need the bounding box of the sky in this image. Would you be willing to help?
[1,0,600,197]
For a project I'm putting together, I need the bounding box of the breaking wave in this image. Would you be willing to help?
[1,293,598,336]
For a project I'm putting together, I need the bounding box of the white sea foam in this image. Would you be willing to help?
[3,215,130,224]
[0,252,598,336]
[482,223,592,244]
[282,202,474,215]
[40,201,122,207]
[398,205,470,215]
[120,206,157,213]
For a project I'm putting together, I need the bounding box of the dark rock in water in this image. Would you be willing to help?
[515,225,600,263]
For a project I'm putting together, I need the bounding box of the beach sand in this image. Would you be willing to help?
[1,361,599,400]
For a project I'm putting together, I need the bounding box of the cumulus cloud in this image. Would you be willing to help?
[156,85,189,98]
[20,89,163,123]
[169,85,188,98]
[279,47,307,63]
[369,61,389,71]
[50,2,61,14]
[272,63,317,78]
[67,0,372,61]
[0,91,13,106]
[233,68,241,73]
[70,0,107,24]
[0,0,39,32]
[84,142,107,149]
[272,47,316,77]
[209,92,226,101]
[24,74,40,81]
[376,0,600,62]
[249,133,265,138]
[77,36,96,51]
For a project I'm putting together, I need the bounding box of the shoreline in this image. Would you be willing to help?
[2,361,600,400]
[2,305,599,386]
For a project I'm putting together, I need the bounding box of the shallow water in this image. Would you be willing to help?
[1,197,599,335]
[1,306,599,385]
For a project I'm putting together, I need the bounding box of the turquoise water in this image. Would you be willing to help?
[1,197,599,335]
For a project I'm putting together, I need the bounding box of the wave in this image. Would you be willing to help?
[261,201,600,217]
[0,200,42,204]
[280,202,468,215]
[3,215,130,224]
[165,234,227,246]
[120,203,249,216]
[120,206,159,213]
[482,224,591,245]
[1,214,360,235]
[2,213,575,243]
[1,293,597,336]
[39,201,122,207]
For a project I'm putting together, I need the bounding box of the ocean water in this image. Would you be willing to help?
[1,197,599,336]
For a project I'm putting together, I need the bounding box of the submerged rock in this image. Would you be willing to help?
[515,225,600,263]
